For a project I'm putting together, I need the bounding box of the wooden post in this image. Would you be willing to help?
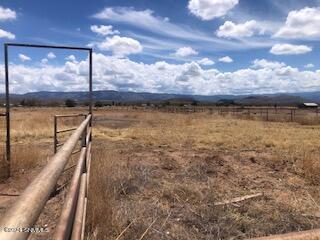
[266,109,269,121]
[290,109,293,122]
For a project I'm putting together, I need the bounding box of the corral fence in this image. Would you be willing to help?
[0,114,92,240]
[215,106,319,122]
[101,105,320,123]
[0,42,93,240]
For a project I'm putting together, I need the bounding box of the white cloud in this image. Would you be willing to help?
[47,52,56,59]
[219,56,233,63]
[270,44,312,55]
[0,6,16,21]
[274,7,320,39]
[217,20,261,38]
[173,47,198,57]
[197,58,215,66]
[92,6,237,47]
[252,59,286,69]
[66,55,77,62]
[91,35,143,56]
[90,25,119,36]
[19,54,31,62]
[305,63,314,69]
[2,54,320,95]
[0,28,15,39]
[188,0,239,20]
[92,6,280,53]
[41,58,48,65]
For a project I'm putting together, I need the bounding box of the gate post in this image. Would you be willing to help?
[2,43,10,180]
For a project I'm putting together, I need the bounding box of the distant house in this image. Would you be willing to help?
[299,103,318,109]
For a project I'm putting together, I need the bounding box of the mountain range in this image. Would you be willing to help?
[1,90,320,105]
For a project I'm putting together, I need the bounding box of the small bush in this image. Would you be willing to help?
[65,99,76,107]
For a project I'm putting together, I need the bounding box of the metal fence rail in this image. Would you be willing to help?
[0,114,92,240]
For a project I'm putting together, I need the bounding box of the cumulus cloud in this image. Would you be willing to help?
[2,53,320,96]
[66,55,77,62]
[90,25,119,36]
[197,58,215,66]
[41,58,48,65]
[0,6,16,21]
[270,44,312,55]
[188,0,239,20]
[47,52,56,59]
[252,59,286,69]
[0,28,15,39]
[305,63,314,69]
[19,54,31,62]
[173,47,198,58]
[90,35,143,57]
[217,20,261,38]
[274,7,320,39]
[219,56,233,63]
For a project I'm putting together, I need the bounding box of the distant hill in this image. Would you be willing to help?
[1,90,320,106]
[235,94,305,106]
[0,90,234,103]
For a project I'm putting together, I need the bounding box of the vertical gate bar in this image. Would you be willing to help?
[54,116,58,154]
[4,43,10,179]
[89,49,93,118]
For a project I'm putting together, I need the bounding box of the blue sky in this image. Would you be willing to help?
[0,0,320,95]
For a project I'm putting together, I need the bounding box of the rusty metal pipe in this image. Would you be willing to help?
[81,198,88,240]
[247,229,320,240]
[53,147,87,240]
[0,115,91,240]
[85,128,92,145]
[71,173,87,240]
[55,114,87,118]
[57,127,77,134]
[85,142,92,197]
[86,153,92,197]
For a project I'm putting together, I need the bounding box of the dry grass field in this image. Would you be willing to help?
[1,107,320,239]
[88,109,320,240]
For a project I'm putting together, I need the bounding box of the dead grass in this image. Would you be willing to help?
[2,108,320,239]
[86,110,320,239]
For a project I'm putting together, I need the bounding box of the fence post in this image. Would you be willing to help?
[266,109,269,121]
[290,109,293,122]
